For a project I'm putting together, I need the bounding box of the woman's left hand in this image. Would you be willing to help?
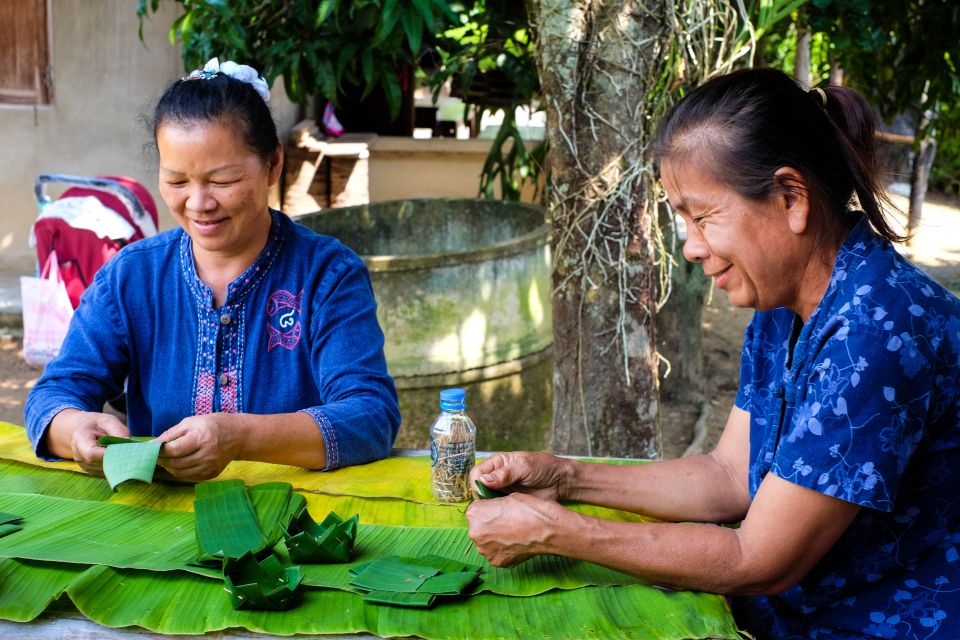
[156,414,243,481]
[465,493,567,567]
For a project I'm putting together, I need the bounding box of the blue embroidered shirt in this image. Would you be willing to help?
[25,211,401,470]
[736,218,960,639]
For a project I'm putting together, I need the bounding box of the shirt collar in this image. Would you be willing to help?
[179,210,287,309]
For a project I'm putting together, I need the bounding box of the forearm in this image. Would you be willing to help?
[548,509,771,596]
[565,453,750,523]
[229,412,327,469]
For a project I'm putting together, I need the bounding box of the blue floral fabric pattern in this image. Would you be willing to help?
[735,218,960,639]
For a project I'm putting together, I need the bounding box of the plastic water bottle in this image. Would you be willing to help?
[429,388,476,502]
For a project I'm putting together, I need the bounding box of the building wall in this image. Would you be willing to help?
[0,0,299,271]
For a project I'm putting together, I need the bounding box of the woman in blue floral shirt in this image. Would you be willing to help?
[25,59,400,480]
[465,68,960,639]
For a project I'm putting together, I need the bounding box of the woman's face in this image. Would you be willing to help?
[660,158,806,312]
[157,120,281,259]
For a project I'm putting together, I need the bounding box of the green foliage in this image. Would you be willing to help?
[806,0,959,126]
[432,0,543,201]
[136,0,459,119]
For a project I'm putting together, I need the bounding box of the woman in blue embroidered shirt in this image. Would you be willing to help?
[465,68,960,639]
[25,59,400,480]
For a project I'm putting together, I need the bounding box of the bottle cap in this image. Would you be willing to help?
[439,388,467,411]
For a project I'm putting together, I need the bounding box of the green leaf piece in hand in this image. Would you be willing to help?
[100,440,163,492]
[282,509,359,564]
[474,479,506,500]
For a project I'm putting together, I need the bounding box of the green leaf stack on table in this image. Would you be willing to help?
[0,420,741,638]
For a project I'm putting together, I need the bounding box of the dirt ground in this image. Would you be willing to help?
[2,193,959,458]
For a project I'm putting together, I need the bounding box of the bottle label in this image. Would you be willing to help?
[431,438,474,473]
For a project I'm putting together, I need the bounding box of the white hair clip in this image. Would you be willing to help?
[185,57,271,104]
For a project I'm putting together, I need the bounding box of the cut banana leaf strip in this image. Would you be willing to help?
[247,481,296,547]
[99,439,163,491]
[283,509,358,564]
[363,589,436,607]
[194,480,269,562]
[97,435,154,445]
[222,551,303,611]
[349,556,441,593]
[474,479,506,499]
[348,555,482,608]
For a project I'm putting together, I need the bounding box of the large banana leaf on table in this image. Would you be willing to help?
[0,421,742,638]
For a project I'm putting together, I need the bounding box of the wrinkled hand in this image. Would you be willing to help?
[469,451,573,502]
[68,412,130,477]
[466,493,567,567]
[157,413,242,481]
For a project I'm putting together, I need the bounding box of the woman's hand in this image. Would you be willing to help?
[466,492,569,567]
[157,414,244,481]
[47,409,130,476]
[469,451,575,502]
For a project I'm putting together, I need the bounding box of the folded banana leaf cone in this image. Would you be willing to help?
[283,508,359,564]
[0,511,23,538]
[348,555,482,608]
[222,551,304,611]
[97,436,164,492]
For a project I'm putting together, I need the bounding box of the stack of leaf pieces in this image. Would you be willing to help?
[348,554,482,608]
[97,435,163,491]
[0,511,23,538]
[193,480,300,610]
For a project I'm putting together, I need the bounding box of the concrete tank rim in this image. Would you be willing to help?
[293,198,550,273]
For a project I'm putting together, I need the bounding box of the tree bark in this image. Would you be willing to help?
[908,134,937,236]
[527,0,663,458]
[794,17,811,90]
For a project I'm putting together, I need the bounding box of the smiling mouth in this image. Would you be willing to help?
[707,265,731,279]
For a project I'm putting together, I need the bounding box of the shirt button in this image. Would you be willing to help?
[220,314,232,325]
[219,373,230,386]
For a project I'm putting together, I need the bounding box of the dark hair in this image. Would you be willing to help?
[152,71,279,163]
[654,67,904,243]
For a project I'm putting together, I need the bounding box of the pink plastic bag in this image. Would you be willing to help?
[20,251,74,367]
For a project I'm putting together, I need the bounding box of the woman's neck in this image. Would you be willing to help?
[193,214,272,308]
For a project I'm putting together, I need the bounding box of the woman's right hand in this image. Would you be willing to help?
[47,409,130,476]
[469,451,576,502]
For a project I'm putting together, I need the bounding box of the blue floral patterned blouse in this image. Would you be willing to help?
[736,218,960,639]
[25,211,400,470]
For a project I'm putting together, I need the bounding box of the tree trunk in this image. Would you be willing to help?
[908,134,937,236]
[794,17,812,90]
[527,0,663,458]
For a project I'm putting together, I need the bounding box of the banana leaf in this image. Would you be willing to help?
[474,479,506,499]
[349,555,482,607]
[61,563,741,639]
[222,551,304,611]
[194,480,273,562]
[0,423,657,524]
[0,491,653,597]
[99,439,163,491]
[283,508,358,563]
[0,512,22,538]
[0,559,86,622]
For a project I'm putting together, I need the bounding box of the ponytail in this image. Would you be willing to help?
[654,68,906,243]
